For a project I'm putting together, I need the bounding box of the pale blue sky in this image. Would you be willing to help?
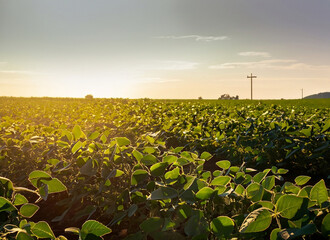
[0,0,329,99]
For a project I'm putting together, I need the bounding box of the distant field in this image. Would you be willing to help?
[0,97,329,239]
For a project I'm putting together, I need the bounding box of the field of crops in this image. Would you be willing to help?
[0,97,329,239]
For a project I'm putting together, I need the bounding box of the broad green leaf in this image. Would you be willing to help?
[20,203,39,218]
[0,196,17,212]
[270,228,281,240]
[184,212,208,237]
[277,168,289,174]
[300,128,311,137]
[40,178,67,193]
[164,167,180,180]
[13,193,28,206]
[246,183,264,202]
[253,169,270,183]
[163,155,177,164]
[71,141,83,154]
[149,187,178,200]
[115,137,131,147]
[132,149,143,162]
[88,131,100,140]
[200,152,212,161]
[72,125,86,140]
[216,160,231,170]
[322,213,330,237]
[131,170,148,185]
[262,176,275,190]
[17,232,34,240]
[279,224,317,239]
[0,177,14,198]
[276,195,307,219]
[210,176,231,186]
[196,187,214,200]
[150,162,168,177]
[310,179,328,207]
[294,176,311,186]
[80,158,97,176]
[28,171,52,188]
[141,154,157,166]
[31,221,55,239]
[210,216,234,238]
[128,204,138,217]
[239,208,272,233]
[140,217,163,233]
[235,184,245,196]
[81,220,111,239]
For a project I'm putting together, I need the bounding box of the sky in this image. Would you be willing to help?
[0,0,330,99]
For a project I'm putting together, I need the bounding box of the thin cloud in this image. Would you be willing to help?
[209,59,329,70]
[139,77,183,83]
[155,35,229,42]
[0,70,48,75]
[144,61,199,71]
[238,52,271,58]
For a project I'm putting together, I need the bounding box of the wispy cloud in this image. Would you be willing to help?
[209,59,329,70]
[144,61,199,71]
[0,70,47,75]
[238,51,271,58]
[139,77,183,83]
[155,35,229,42]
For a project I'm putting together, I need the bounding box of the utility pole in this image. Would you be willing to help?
[301,88,304,99]
[247,73,257,100]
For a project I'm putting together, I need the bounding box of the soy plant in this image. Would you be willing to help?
[112,145,330,239]
[0,172,112,240]
[0,171,67,239]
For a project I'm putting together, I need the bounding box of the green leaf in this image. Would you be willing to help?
[246,183,264,202]
[88,131,100,140]
[40,178,67,193]
[140,217,163,233]
[81,220,111,239]
[210,216,234,238]
[72,125,86,140]
[141,154,157,166]
[279,224,317,239]
[200,152,212,161]
[150,162,168,177]
[149,187,178,200]
[210,176,231,186]
[31,221,55,239]
[322,213,330,237]
[20,203,39,218]
[72,141,83,154]
[294,176,311,186]
[184,212,208,237]
[0,177,14,198]
[128,204,138,217]
[13,193,29,206]
[131,170,148,185]
[310,179,328,207]
[239,208,272,233]
[115,137,131,147]
[276,195,307,219]
[17,232,34,240]
[65,227,80,235]
[132,149,143,162]
[164,167,180,181]
[80,158,97,176]
[216,160,231,170]
[270,228,281,240]
[196,187,214,200]
[163,155,177,164]
[0,196,17,212]
[28,171,52,188]
[262,176,275,190]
